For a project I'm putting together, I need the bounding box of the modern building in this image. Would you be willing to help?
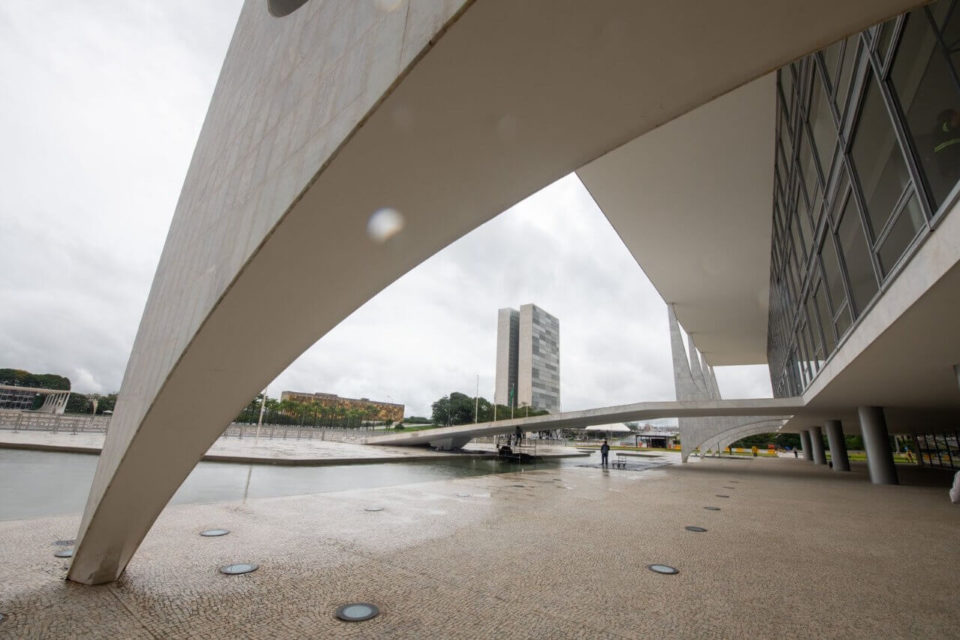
[279,390,404,422]
[494,304,560,412]
[69,0,960,586]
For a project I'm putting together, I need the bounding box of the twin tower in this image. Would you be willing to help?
[494,304,560,412]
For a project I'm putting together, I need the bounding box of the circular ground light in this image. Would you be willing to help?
[456,492,471,498]
[647,564,679,575]
[723,486,735,489]
[335,602,380,622]
[54,539,75,546]
[220,563,258,575]
[54,549,73,558]
[685,526,708,532]
[512,484,525,488]
[201,529,230,537]
[703,506,721,511]
[364,506,384,512]
[716,494,730,498]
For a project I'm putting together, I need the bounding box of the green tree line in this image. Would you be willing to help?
[430,391,549,426]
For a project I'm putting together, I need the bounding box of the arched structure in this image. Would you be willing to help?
[69,0,927,585]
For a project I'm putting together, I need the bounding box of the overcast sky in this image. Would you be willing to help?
[0,1,772,418]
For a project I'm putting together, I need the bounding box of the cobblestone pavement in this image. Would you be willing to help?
[1,457,958,639]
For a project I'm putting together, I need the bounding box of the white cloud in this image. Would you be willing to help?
[0,1,772,418]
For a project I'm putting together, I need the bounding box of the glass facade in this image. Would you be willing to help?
[768,0,960,397]
[917,432,960,468]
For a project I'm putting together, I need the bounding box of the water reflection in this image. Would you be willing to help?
[0,449,568,521]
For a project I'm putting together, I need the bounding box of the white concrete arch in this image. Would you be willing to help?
[716,420,791,452]
[689,418,787,455]
[69,0,917,584]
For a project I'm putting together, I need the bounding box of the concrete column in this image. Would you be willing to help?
[799,430,813,461]
[824,420,849,471]
[858,406,899,485]
[810,425,826,465]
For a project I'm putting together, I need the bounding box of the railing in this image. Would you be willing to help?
[0,409,112,434]
[220,422,386,443]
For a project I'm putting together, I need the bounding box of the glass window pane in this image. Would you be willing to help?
[891,7,960,211]
[876,17,898,63]
[835,303,852,337]
[809,71,837,178]
[836,35,860,114]
[850,72,913,238]
[780,109,794,162]
[877,192,925,275]
[780,68,794,115]
[822,231,846,313]
[813,282,837,354]
[837,195,878,315]
[796,179,814,256]
[822,41,842,87]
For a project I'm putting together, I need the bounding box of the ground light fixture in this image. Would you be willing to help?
[200,529,230,537]
[364,506,384,512]
[647,564,679,575]
[219,563,258,575]
[335,603,380,622]
[685,526,708,532]
[703,506,721,511]
[54,539,74,546]
[54,549,73,558]
[457,492,470,497]
[716,494,730,498]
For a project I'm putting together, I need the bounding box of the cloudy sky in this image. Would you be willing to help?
[0,1,771,418]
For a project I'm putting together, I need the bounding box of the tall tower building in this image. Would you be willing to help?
[494,304,560,412]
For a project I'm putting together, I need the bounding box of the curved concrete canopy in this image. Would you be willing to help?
[69,0,920,584]
[578,73,777,366]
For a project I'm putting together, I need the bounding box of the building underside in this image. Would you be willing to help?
[67,0,958,585]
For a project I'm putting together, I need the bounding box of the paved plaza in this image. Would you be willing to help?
[1,455,957,638]
[0,430,578,465]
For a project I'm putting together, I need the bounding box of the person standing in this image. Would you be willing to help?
[600,440,610,467]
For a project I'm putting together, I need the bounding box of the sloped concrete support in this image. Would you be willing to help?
[799,430,813,461]
[859,406,899,485]
[824,420,850,471]
[810,425,826,465]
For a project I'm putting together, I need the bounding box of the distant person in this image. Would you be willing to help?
[951,471,960,504]
[600,440,610,467]
[793,449,798,459]
[515,426,523,447]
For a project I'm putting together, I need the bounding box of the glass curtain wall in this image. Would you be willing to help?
[768,0,960,397]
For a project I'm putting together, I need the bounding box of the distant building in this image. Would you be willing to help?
[279,391,404,422]
[494,304,560,412]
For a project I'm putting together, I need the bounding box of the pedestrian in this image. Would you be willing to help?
[515,426,523,447]
[600,439,610,467]
[793,449,798,458]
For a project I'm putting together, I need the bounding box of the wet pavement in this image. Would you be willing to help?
[1,456,958,638]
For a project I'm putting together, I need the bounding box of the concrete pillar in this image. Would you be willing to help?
[799,430,813,461]
[858,406,899,485]
[810,425,826,465]
[824,420,849,471]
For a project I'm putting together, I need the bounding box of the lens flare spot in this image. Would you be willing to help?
[367,208,405,243]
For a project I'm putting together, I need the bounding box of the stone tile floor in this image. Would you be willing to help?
[1,457,958,638]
